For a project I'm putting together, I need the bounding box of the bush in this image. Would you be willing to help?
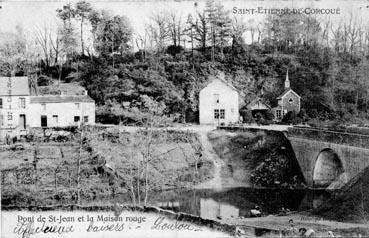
[250,153,290,186]
[282,111,302,124]
[265,111,274,121]
[166,45,184,56]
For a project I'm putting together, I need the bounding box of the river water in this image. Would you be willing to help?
[110,187,332,220]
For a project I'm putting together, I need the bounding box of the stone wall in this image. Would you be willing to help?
[288,137,369,187]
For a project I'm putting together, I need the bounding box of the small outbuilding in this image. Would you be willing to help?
[246,97,271,117]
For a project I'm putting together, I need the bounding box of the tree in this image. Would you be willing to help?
[147,11,170,53]
[205,0,232,60]
[231,17,247,48]
[0,23,35,75]
[57,3,78,62]
[168,12,184,47]
[74,1,93,55]
[184,14,196,69]
[192,12,208,50]
[94,12,133,65]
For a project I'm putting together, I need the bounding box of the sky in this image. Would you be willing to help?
[0,0,369,46]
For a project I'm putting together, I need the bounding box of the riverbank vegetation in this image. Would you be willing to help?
[208,130,304,188]
[316,166,369,223]
[2,1,369,126]
[0,127,213,207]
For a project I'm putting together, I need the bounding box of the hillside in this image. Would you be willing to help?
[315,166,369,223]
[0,127,213,207]
[3,0,369,127]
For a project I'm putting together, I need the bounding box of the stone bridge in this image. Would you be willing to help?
[218,126,369,188]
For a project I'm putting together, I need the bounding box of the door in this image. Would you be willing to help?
[19,114,26,130]
[41,115,47,127]
[214,109,226,125]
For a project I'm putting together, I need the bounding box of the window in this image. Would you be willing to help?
[83,116,89,123]
[19,98,26,108]
[213,94,220,104]
[0,98,2,108]
[42,103,46,110]
[74,116,80,122]
[75,103,80,109]
[220,109,225,119]
[52,115,58,124]
[288,98,294,103]
[214,109,219,119]
[214,109,225,119]
[276,110,281,119]
[7,112,12,121]
[0,115,3,126]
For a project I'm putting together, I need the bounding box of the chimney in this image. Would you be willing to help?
[83,90,88,96]
[285,69,290,89]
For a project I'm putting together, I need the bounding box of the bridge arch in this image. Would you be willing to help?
[313,148,344,187]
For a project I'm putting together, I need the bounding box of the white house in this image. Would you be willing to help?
[199,74,240,125]
[0,76,30,139]
[0,76,95,141]
[28,94,95,128]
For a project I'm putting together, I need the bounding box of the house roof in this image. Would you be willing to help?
[215,76,239,92]
[247,97,271,110]
[30,95,95,104]
[0,77,29,96]
[277,88,300,100]
[272,105,282,110]
[34,82,87,96]
[200,75,242,94]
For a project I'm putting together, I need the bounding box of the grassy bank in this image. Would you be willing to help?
[0,127,213,207]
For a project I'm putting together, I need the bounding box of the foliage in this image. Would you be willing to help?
[2,0,369,125]
[250,151,301,187]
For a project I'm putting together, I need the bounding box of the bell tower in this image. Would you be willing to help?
[285,69,290,89]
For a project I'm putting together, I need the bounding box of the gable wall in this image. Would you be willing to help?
[199,79,239,124]
[281,91,300,114]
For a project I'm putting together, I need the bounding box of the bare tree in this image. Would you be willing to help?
[147,11,170,53]
[135,32,147,61]
[168,12,184,47]
[34,24,52,67]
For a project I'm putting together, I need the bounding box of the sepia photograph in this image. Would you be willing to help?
[1,0,369,237]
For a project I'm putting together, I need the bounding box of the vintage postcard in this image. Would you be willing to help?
[1,0,369,237]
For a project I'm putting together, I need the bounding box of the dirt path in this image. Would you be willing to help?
[118,124,247,189]
[194,126,224,190]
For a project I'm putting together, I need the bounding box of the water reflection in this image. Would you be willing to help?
[200,198,239,219]
[144,187,332,220]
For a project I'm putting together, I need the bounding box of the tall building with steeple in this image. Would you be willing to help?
[271,70,301,121]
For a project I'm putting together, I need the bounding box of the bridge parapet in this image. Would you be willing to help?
[287,127,369,149]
